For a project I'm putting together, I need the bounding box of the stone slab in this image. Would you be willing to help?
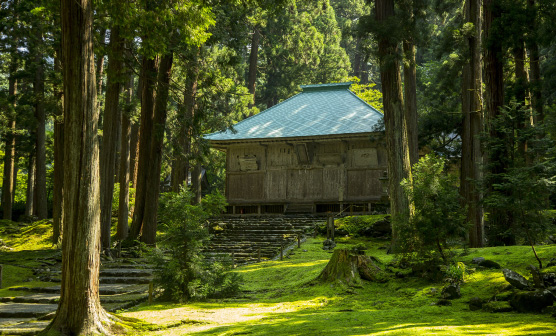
[0,293,59,304]
[0,318,33,327]
[12,283,148,295]
[0,303,57,318]
[0,320,49,335]
[100,269,153,277]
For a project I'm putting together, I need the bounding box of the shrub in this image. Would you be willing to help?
[399,154,468,263]
[443,262,467,284]
[151,188,242,302]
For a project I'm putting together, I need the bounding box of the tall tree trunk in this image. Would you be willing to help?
[12,157,18,207]
[247,27,260,109]
[192,161,202,205]
[53,51,64,244]
[34,30,48,220]
[527,0,542,124]
[514,42,531,159]
[117,73,133,241]
[43,0,115,333]
[461,0,484,248]
[128,55,158,242]
[375,0,413,240]
[141,53,173,245]
[403,40,419,166]
[360,56,369,84]
[171,50,199,192]
[100,25,124,254]
[483,0,513,245]
[353,37,362,80]
[130,121,140,188]
[2,1,18,221]
[96,28,106,104]
[24,152,35,217]
[2,73,17,220]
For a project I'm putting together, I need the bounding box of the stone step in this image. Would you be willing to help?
[11,283,148,296]
[0,319,49,336]
[100,277,152,285]
[0,292,149,305]
[0,294,59,304]
[0,303,57,318]
[100,269,153,277]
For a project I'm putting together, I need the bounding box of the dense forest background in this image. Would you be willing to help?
[1,0,556,250]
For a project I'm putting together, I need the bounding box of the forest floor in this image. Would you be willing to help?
[1,219,556,335]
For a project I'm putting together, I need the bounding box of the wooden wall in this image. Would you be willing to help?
[225,137,387,204]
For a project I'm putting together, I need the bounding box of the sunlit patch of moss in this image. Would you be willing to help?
[0,265,33,294]
[0,220,55,251]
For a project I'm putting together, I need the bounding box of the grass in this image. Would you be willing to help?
[2,219,556,335]
[122,236,556,335]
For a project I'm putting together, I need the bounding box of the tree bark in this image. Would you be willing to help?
[100,24,124,254]
[96,28,106,105]
[2,73,17,220]
[43,0,116,333]
[2,1,18,221]
[403,40,419,166]
[461,0,484,248]
[128,54,158,243]
[513,42,531,159]
[117,73,133,241]
[130,121,140,189]
[192,161,202,205]
[527,0,542,124]
[53,51,64,244]
[483,0,513,245]
[171,50,199,193]
[375,0,413,239]
[247,26,260,109]
[140,53,173,245]
[24,152,35,217]
[130,73,141,190]
[318,249,387,284]
[33,29,48,220]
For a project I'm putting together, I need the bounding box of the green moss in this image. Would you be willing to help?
[0,220,55,251]
[122,237,556,335]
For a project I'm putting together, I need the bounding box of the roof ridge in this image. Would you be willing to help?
[300,82,352,91]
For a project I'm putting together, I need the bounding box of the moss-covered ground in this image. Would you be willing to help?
[2,219,556,335]
[123,237,556,335]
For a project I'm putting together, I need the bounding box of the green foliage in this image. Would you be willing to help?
[443,262,467,284]
[348,76,383,112]
[483,102,556,248]
[111,182,136,217]
[258,0,350,108]
[334,214,388,236]
[152,188,241,302]
[400,154,467,262]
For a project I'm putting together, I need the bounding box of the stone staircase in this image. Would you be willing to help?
[0,257,153,335]
[206,215,324,264]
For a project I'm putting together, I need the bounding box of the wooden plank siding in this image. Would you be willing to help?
[224,137,387,205]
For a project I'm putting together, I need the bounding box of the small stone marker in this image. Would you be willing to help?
[326,215,335,241]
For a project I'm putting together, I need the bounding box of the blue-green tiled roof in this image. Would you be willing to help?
[204,82,383,142]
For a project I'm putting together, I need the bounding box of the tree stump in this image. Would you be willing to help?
[318,249,388,285]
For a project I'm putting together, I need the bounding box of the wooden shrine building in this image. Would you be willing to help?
[205,82,387,215]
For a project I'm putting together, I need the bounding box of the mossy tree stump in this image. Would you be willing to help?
[318,249,388,285]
